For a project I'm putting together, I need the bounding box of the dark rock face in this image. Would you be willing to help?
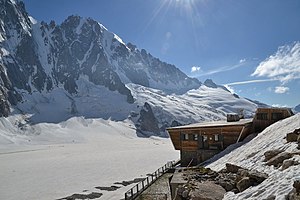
[204,79,229,92]
[137,102,160,135]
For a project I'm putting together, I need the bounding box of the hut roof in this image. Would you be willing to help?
[167,118,253,130]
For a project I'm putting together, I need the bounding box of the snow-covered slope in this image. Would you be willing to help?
[294,104,300,113]
[128,83,258,136]
[0,115,179,200]
[207,113,300,199]
[5,78,258,138]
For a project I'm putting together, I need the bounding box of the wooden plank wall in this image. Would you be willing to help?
[168,125,251,151]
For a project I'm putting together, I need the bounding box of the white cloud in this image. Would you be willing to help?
[239,58,246,63]
[191,66,201,73]
[252,41,300,83]
[274,86,289,94]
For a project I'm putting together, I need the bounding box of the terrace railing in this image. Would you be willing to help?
[124,160,179,200]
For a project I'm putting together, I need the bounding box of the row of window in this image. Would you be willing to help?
[256,112,283,120]
[182,133,221,142]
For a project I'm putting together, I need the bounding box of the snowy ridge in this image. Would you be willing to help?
[128,84,257,131]
[207,114,300,199]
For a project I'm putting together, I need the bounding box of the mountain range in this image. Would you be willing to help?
[0,0,262,137]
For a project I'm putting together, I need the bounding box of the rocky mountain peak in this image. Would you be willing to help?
[204,79,218,88]
[204,79,229,92]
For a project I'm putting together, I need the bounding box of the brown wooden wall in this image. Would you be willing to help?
[253,108,293,132]
[168,124,252,151]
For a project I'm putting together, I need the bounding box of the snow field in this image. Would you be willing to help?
[0,117,179,200]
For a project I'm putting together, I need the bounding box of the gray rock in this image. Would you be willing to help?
[288,188,300,200]
[281,159,299,170]
[218,179,235,191]
[266,152,293,167]
[294,180,300,194]
[264,149,284,161]
[236,177,252,192]
[189,181,226,200]
[182,190,189,198]
[226,163,243,173]
[287,132,299,143]
[237,169,268,183]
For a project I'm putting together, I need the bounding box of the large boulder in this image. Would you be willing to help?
[189,181,226,200]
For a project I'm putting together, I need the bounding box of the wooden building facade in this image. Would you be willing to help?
[167,119,253,166]
[167,108,293,166]
[253,108,294,132]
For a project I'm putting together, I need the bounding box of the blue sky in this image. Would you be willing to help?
[23,0,300,107]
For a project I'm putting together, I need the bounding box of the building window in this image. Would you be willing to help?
[271,113,283,120]
[182,133,189,141]
[256,113,268,120]
[203,135,208,142]
[214,135,219,141]
[193,134,198,141]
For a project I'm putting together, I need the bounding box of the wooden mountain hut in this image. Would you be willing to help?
[167,119,253,166]
[167,107,293,166]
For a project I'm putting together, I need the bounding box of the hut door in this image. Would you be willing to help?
[198,135,203,149]
[203,136,209,149]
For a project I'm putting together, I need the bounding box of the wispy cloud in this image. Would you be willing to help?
[274,86,289,94]
[196,59,249,77]
[252,41,300,83]
[161,31,172,54]
[225,79,277,86]
[191,66,201,73]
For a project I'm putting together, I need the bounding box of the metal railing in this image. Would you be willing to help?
[124,160,179,200]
